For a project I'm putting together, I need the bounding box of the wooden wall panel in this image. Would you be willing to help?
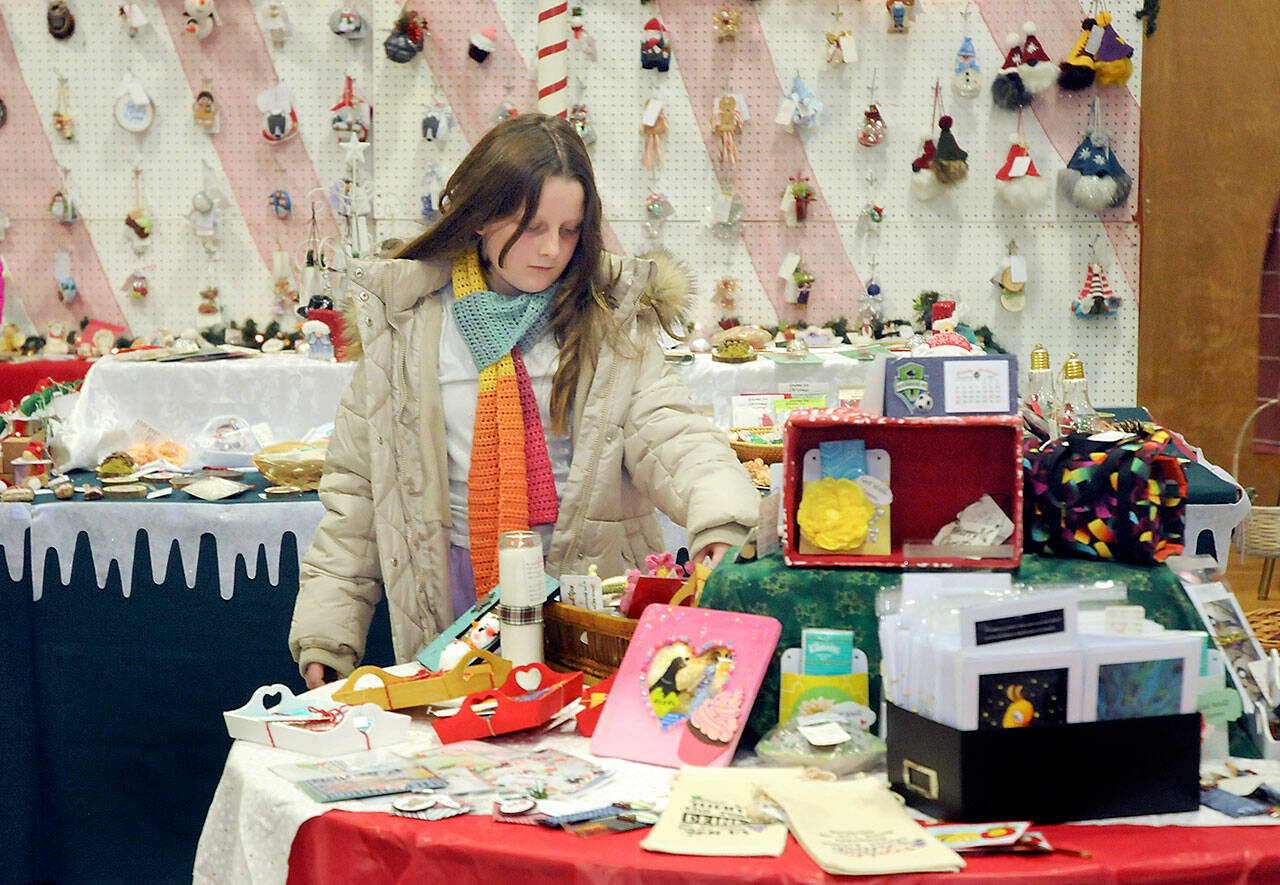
[1139,0,1280,502]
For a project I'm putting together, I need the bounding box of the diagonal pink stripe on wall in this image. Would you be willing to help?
[977,0,1141,302]
[161,0,338,273]
[421,1,622,253]
[655,0,861,322]
[0,11,129,335]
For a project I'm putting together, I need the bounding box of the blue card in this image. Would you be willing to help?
[819,440,866,480]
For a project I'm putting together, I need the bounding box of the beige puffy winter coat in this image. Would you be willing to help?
[289,252,760,677]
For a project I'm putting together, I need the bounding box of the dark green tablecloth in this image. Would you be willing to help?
[700,551,1203,743]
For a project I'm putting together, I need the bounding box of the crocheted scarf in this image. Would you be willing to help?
[451,250,559,596]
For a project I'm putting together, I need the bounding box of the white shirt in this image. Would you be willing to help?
[438,293,573,550]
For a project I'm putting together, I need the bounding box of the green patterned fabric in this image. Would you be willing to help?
[700,550,1203,743]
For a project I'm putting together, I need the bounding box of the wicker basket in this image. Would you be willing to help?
[1247,608,1280,654]
[252,442,328,491]
[1231,399,1280,598]
[543,602,638,680]
[729,426,784,464]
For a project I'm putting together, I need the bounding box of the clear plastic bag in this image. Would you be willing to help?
[755,703,885,775]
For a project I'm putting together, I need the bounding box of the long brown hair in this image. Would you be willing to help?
[395,114,607,433]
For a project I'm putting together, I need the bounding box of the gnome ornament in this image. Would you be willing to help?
[1058,105,1132,211]
[1071,261,1121,318]
[994,120,1049,210]
[931,116,968,185]
[1059,10,1133,91]
[909,133,940,201]
[1017,23,1056,93]
[641,18,671,71]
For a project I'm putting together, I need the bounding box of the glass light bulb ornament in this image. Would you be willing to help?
[952,36,981,98]
[858,104,886,146]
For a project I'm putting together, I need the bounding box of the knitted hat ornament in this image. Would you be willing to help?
[1058,9,1133,91]
[1071,261,1121,318]
[911,82,967,199]
[1058,100,1131,211]
[451,250,560,595]
[992,22,1054,110]
[932,116,968,185]
[994,111,1049,210]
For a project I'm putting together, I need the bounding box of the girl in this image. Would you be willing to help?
[290,114,759,688]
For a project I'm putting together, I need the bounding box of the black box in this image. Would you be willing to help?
[886,703,1201,823]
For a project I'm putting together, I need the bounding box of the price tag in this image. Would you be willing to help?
[1007,255,1027,284]
[777,251,801,279]
[797,720,851,747]
[838,33,857,62]
[856,475,893,506]
[773,97,797,129]
[1103,605,1145,635]
[1008,154,1031,177]
[1197,688,1243,724]
[642,97,663,127]
[711,192,735,225]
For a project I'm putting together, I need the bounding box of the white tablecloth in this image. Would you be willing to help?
[51,354,356,471]
[673,351,872,428]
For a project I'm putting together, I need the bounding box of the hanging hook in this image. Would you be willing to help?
[868,68,879,99]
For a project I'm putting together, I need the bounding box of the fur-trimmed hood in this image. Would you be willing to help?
[337,250,694,362]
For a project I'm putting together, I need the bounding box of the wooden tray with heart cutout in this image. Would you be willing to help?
[332,648,513,711]
[432,662,583,743]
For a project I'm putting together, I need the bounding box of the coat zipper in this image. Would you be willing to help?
[562,350,620,570]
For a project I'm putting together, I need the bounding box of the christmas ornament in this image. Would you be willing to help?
[120,266,152,299]
[187,162,222,254]
[776,76,820,133]
[261,1,290,48]
[183,0,221,39]
[993,24,1055,109]
[258,83,299,143]
[641,18,671,71]
[269,188,292,219]
[421,161,446,225]
[0,97,6,129]
[334,135,373,258]
[119,4,149,38]
[1071,259,1120,318]
[49,167,78,224]
[952,35,980,98]
[125,165,154,254]
[113,72,155,134]
[422,102,454,141]
[493,101,519,124]
[886,0,915,33]
[858,267,885,338]
[329,7,366,39]
[385,5,426,63]
[704,188,744,239]
[779,252,813,306]
[330,75,371,143]
[1058,103,1132,210]
[826,29,853,64]
[932,117,968,183]
[641,98,668,171]
[54,251,77,304]
[642,187,674,241]
[569,101,596,146]
[992,241,1027,312]
[994,113,1049,210]
[713,3,742,41]
[271,246,297,316]
[712,94,744,165]
[781,175,815,227]
[1059,10,1133,91]
[469,28,496,63]
[193,84,219,133]
[53,75,74,141]
[858,104,886,146]
[0,207,10,240]
[713,276,739,311]
[569,5,597,60]
[48,1,75,39]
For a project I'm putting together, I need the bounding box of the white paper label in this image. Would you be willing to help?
[711,192,735,225]
[642,97,663,127]
[1009,155,1031,178]
[1103,604,1146,635]
[856,475,893,506]
[777,251,801,279]
[1007,255,1027,284]
[838,34,856,62]
[774,97,797,128]
[798,721,852,747]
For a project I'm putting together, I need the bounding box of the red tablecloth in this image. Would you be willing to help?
[289,812,1280,885]
[0,359,93,404]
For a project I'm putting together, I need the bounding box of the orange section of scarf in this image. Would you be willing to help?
[453,252,558,596]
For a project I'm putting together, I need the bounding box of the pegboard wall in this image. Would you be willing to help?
[0,0,1143,403]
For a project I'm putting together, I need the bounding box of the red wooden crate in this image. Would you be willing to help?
[782,408,1023,569]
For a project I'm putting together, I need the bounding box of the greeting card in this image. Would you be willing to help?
[590,605,781,768]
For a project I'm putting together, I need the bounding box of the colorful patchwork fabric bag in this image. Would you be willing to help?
[1023,428,1188,564]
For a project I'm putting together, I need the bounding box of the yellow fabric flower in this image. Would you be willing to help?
[797,477,875,551]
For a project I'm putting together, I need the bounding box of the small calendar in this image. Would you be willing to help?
[943,359,1014,414]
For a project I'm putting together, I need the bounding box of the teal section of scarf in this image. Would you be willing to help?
[450,281,557,371]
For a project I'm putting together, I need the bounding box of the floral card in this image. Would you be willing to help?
[477,749,611,799]
[590,605,781,768]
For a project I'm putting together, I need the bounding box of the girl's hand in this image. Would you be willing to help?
[304,662,336,690]
[690,542,731,569]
